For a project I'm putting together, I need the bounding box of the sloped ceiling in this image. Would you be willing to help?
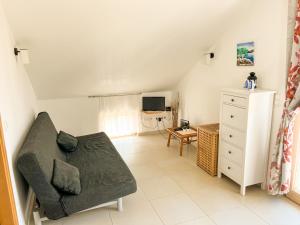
[2,0,251,99]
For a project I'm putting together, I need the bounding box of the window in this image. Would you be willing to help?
[98,95,140,138]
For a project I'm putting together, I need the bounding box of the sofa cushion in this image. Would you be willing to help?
[52,159,81,195]
[17,112,67,220]
[60,132,137,215]
[57,131,78,152]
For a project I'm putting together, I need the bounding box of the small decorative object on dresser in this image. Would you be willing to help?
[218,88,275,195]
[244,72,257,90]
[197,123,220,176]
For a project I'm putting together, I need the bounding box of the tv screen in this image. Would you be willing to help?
[142,97,165,111]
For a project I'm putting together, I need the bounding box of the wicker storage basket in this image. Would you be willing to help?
[197,123,219,176]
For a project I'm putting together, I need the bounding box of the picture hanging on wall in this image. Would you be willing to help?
[237,41,255,66]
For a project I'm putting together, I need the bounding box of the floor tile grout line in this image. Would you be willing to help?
[181,191,218,225]
[173,216,214,225]
[128,139,220,225]
[69,134,297,225]
[108,208,115,225]
[181,178,270,225]
[138,185,168,225]
[142,190,185,202]
[138,175,186,201]
[141,189,184,202]
[190,185,271,225]
[143,183,217,225]
[238,198,272,225]
[148,200,168,225]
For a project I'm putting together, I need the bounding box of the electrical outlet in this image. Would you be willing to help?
[156,117,163,122]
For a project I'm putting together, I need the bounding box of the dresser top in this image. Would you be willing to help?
[222,88,276,96]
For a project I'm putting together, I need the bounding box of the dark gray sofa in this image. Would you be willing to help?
[17,112,137,220]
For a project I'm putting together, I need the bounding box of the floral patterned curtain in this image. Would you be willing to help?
[268,0,300,195]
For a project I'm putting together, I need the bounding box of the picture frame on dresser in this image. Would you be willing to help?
[217,88,275,195]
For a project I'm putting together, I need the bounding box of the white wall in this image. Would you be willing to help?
[38,91,175,136]
[177,0,288,150]
[0,2,38,224]
[2,0,254,99]
[38,98,99,136]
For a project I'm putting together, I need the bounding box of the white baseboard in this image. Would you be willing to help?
[138,130,167,136]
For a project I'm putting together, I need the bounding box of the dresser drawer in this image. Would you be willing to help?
[220,157,242,184]
[221,125,245,149]
[222,104,247,131]
[221,142,243,166]
[223,94,248,108]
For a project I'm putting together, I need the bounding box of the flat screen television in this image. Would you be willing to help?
[142,97,165,111]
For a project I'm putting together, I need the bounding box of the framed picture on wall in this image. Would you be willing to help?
[237,41,255,66]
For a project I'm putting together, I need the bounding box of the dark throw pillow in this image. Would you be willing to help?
[52,159,81,195]
[57,131,78,152]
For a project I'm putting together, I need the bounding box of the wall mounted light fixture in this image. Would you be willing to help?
[204,52,215,59]
[204,52,215,65]
[14,47,30,64]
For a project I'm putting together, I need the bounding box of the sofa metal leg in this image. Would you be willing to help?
[33,211,42,225]
[117,198,123,211]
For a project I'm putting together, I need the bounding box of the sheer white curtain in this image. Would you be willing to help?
[98,95,140,138]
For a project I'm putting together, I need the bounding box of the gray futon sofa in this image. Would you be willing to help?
[17,112,137,220]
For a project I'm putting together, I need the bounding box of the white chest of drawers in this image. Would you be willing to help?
[218,88,275,195]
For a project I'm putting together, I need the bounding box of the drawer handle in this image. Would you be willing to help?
[227,166,231,170]
[231,99,235,102]
[229,134,233,138]
[230,115,234,118]
[228,151,232,154]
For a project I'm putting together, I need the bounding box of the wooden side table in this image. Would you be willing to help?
[166,127,197,156]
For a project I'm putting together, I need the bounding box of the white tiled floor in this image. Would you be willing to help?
[43,134,300,225]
